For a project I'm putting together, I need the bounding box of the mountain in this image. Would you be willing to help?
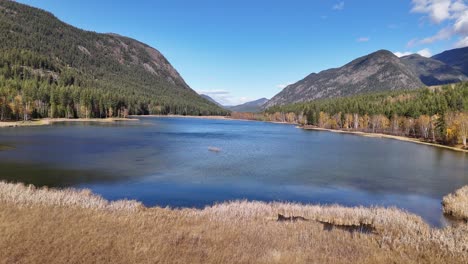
[265,50,424,108]
[432,46,468,76]
[401,54,468,86]
[199,95,269,112]
[200,94,224,107]
[0,0,227,117]
[227,98,269,112]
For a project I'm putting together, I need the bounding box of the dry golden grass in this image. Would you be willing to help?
[0,118,137,128]
[0,120,48,127]
[0,181,142,212]
[443,185,468,221]
[0,181,466,264]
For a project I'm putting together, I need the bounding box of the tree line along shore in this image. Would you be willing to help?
[232,83,468,150]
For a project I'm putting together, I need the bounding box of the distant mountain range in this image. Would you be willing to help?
[200,95,269,113]
[225,98,269,112]
[432,46,468,76]
[200,94,224,107]
[401,53,467,86]
[265,48,468,108]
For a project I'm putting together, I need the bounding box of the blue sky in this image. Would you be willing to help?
[16,0,468,105]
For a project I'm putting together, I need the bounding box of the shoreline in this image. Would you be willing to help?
[131,114,232,120]
[132,114,295,125]
[0,117,138,128]
[303,126,468,153]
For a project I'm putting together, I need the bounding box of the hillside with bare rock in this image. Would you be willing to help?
[265,50,424,108]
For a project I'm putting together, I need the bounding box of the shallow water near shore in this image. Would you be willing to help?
[0,117,466,226]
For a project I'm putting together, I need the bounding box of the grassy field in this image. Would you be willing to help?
[0,182,466,264]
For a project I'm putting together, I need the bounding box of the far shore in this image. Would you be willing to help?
[1,115,466,153]
[131,114,294,125]
[0,117,137,128]
[131,114,232,120]
[303,126,468,153]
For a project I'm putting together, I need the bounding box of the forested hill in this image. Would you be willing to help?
[432,47,468,76]
[265,49,468,108]
[264,50,424,108]
[234,83,468,147]
[0,0,227,120]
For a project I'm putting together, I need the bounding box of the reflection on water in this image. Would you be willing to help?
[0,117,466,227]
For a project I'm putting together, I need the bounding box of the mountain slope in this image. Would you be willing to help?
[200,94,225,108]
[432,47,468,76]
[401,54,468,86]
[227,98,269,112]
[265,50,423,108]
[0,0,227,117]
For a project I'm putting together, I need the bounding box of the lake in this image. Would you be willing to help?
[0,117,466,226]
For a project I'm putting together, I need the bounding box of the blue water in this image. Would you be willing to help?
[0,117,466,226]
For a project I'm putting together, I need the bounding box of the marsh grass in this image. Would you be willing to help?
[0,181,142,212]
[0,181,466,264]
[443,185,468,221]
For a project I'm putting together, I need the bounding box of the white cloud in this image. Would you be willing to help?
[410,0,468,47]
[420,27,453,44]
[417,48,433,57]
[454,10,468,34]
[356,37,370,42]
[411,0,460,23]
[454,35,468,47]
[332,1,344,10]
[393,48,432,57]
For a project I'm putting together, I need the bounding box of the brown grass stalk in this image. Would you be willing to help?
[0,181,466,264]
[442,185,468,221]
